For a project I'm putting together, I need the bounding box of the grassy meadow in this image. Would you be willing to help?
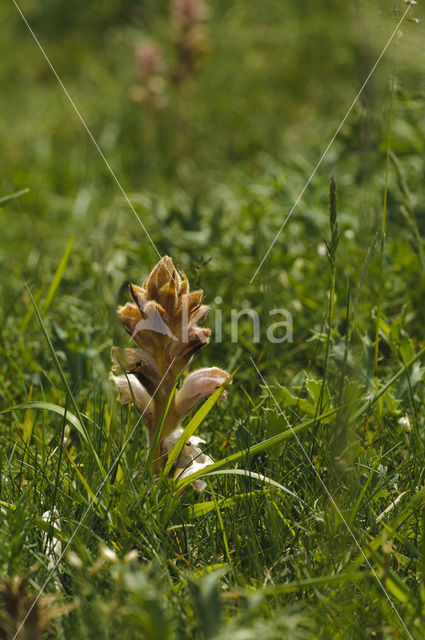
[1,0,425,637]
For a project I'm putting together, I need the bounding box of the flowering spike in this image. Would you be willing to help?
[132,42,168,110]
[110,256,229,485]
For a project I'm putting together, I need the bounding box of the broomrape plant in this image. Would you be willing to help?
[110,256,229,489]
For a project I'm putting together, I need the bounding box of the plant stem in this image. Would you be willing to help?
[374,58,396,420]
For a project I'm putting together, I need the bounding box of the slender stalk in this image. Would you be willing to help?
[374,59,396,419]
[312,176,338,456]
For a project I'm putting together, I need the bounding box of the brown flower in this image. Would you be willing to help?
[110,256,229,479]
[170,0,210,84]
[132,42,168,110]
[0,573,69,640]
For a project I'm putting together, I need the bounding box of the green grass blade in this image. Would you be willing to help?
[263,571,371,595]
[0,500,66,542]
[0,500,16,511]
[353,345,425,420]
[25,285,106,478]
[201,469,302,502]
[206,478,232,566]
[183,489,271,519]
[176,403,346,490]
[21,233,74,332]
[347,459,380,529]
[374,58,395,420]
[0,188,29,206]
[163,369,237,478]
[1,401,86,439]
[41,233,74,315]
[176,347,425,489]
[351,485,425,571]
[20,287,45,333]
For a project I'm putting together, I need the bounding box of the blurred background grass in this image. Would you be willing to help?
[1,0,424,392]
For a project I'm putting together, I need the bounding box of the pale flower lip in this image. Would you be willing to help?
[175,458,213,492]
[109,372,154,420]
[41,508,62,571]
[398,414,411,430]
[175,367,229,420]
[162,426,214,491]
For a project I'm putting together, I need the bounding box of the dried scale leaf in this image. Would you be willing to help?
[110,256,229,486]
[0,573,69,640]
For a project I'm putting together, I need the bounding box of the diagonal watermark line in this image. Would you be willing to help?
[11,0,164,265]
[249,357,413,640]
[12,358,176,640]
[250,3,412,284]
